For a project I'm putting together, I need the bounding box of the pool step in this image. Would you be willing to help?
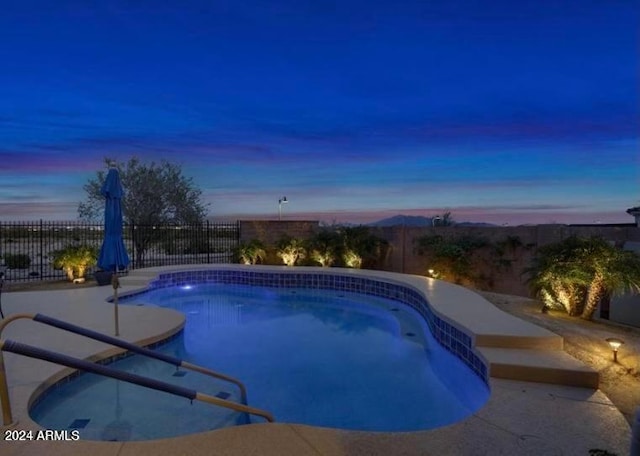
[206,409,251,430]
[478,347,599,389]
[474,332,563,350]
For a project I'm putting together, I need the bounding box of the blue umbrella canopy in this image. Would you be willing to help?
[97,168,130,272]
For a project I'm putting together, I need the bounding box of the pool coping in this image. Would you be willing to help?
[120,265,598,389]
[0,266,629,455]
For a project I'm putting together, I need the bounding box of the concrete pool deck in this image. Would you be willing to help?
[0,266,631,455]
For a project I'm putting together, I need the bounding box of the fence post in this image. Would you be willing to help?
[130,220,135,269]
[206,220,211,264]
[39,220,44,280]
[236,220,240,263]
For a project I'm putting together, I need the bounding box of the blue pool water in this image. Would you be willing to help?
[31,283,490,440]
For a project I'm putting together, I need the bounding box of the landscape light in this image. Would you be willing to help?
[605,337,624,362]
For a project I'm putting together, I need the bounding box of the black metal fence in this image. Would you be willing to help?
[0,220,240,282]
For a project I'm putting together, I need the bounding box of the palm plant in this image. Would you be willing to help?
[524,236,592,315]
[579,238,640,320]
[525,236,640,320]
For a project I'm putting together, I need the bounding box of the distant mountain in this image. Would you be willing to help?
[368,215,496,227]
[368,215,435,227]
[454,221,498,227]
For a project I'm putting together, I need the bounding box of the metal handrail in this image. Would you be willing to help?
[0,339,274,426]
[0,313,274,426]
[11,313,247,403]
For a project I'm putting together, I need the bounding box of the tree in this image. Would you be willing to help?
[524,237,592,316]
[79,157,208,266]
[525,236,640,320]
[579,238,640,320]
[433,211,455,226]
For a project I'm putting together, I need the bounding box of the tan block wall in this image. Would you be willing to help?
[239,220,320,244]
[238,221,639,298]
[378,224,640,296]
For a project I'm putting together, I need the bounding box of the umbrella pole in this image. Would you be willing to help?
[112,273,120,336]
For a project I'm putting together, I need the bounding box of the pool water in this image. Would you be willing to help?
[30,284,490,440]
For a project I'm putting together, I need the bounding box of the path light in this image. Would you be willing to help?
[605,337,624,362]
[278,196,288,220]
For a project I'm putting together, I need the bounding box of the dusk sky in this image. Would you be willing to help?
[1,1,638,225]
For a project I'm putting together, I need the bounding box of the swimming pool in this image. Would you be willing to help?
[30,268,490,440]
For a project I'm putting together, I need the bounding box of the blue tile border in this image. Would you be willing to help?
[132,269,489,385]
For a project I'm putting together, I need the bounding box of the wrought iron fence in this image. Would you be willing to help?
[0,220,240,282]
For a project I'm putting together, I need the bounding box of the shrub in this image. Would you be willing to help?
[342,249,362,268]
[339,226,388,269]
[4,253,31,269]
[50,245,98,281]
[236,239,267,265]
[303,225,388,269]
[276,235,306,266]
[307,229,341,267]
[414,234,492,287]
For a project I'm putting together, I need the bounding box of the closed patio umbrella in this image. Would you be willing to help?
[97,168,130,336]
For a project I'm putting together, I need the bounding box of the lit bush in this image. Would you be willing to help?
[276,236,306,266]
[51,245,98,281]
[343,249,362,268]
[236,239,267,265]
[414,234,491,287]
[339,226,387,269]
[308,229,340,267]
[525,236,640,319]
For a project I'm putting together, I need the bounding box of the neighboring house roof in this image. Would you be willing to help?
[626,206,640,215]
